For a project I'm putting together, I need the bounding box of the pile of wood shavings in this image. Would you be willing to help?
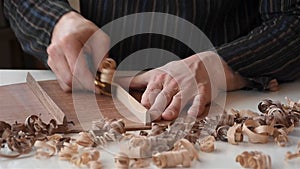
[224,97,300,146]
[0,115,74,158]
[1,98,299,169]
[117,117,215,168]
[0,117,126,169]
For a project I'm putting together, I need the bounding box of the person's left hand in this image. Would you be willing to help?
[127,51,247,121]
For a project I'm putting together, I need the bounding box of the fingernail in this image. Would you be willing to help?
[162,110,176,120]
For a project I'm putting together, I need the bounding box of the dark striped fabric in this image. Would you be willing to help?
[3,0,300,84]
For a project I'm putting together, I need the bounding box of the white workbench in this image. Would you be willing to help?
[0,69,299,169]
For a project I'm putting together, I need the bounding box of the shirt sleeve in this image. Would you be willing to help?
[3,0,73,64]
[216,0,300,89]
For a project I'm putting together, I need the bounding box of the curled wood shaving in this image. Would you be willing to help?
[197,135,216,153]
[227,124,243,145]
[90,119,126,146]
[114,152,150,169]
[148,123,168,136]
[90,130,117,146]
[242,120,270,144]
[152,149,192,168]
[121,136,152,158]
[59,142,101,168]
[114,153,130,169]
[0,121,11,136]
[216,125,230,142]
[120,119,193,158]
[151,138,198,168]
[285,141,300,160]
[173,138,199,160]
[87,160,103,169]
[99,58,116,84]
[5,130,35,154]
[130,158,151,168]
[95,58,116,96]
[34,140,57,159]
[59,142,79,161]
[184,119,204,143]
[273,128,288,147]
[236,151,271,169]
[0,115,73,159]
[76,132,95,147]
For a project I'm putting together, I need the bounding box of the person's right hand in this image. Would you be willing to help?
[47,11,110,93]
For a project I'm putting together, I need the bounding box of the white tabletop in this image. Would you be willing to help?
[0,69,299,169]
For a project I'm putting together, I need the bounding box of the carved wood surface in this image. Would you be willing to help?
[0,80,151,131]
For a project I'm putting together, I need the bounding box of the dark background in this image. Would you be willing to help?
[0,2,46,69]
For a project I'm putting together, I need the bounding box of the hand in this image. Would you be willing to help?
[47,11,110,93]
[129,51,247,121]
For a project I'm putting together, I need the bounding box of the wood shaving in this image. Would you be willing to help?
[95,58,116,96]
[285,141,300,160]
[114,152,151,169]
[224,98,300,146]
[0,115,73,159]
[242,120,270,144]
[90,119,126,146]
[151,138,198,168]
[34,140,57,159]
[227,124,243,145]
[148,123,168,136]
[120,136,151,158]
[197,135,216,153]
[59,142,101,168]
[1,98,299,168]
[152,149,192,168]
[173,138,199,160]
[88,160,103,169]
[216,125,230,142]
[236,151,271,169]
[114,153,130,169]
[76,132,95,147]
[273,128,288,147]
[130,158,151,168]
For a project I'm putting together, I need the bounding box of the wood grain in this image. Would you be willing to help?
[0,83,53,124]
[26,73,66,124]
[0,78,151,131]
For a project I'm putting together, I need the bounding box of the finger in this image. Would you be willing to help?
[162,92,183,120]
[47,44,72,92]
[57,78,72,92]
[149,79,179,120]
[89,29,111,72]
[186,94,207,117]
[61,38,97,93]
[141,80,163,109]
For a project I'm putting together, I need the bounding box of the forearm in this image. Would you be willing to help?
[3,0,73,64]
[216,0,300,88]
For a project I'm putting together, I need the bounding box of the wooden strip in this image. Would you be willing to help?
[26,73,66,124]
[112,83,150,125]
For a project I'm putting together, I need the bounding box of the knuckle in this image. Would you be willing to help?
[60,34,73,47]
[155,72,167,81]
[141,97,151,109]
[46,44,55,56]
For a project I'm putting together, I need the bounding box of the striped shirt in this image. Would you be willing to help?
[3,0,300,89]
